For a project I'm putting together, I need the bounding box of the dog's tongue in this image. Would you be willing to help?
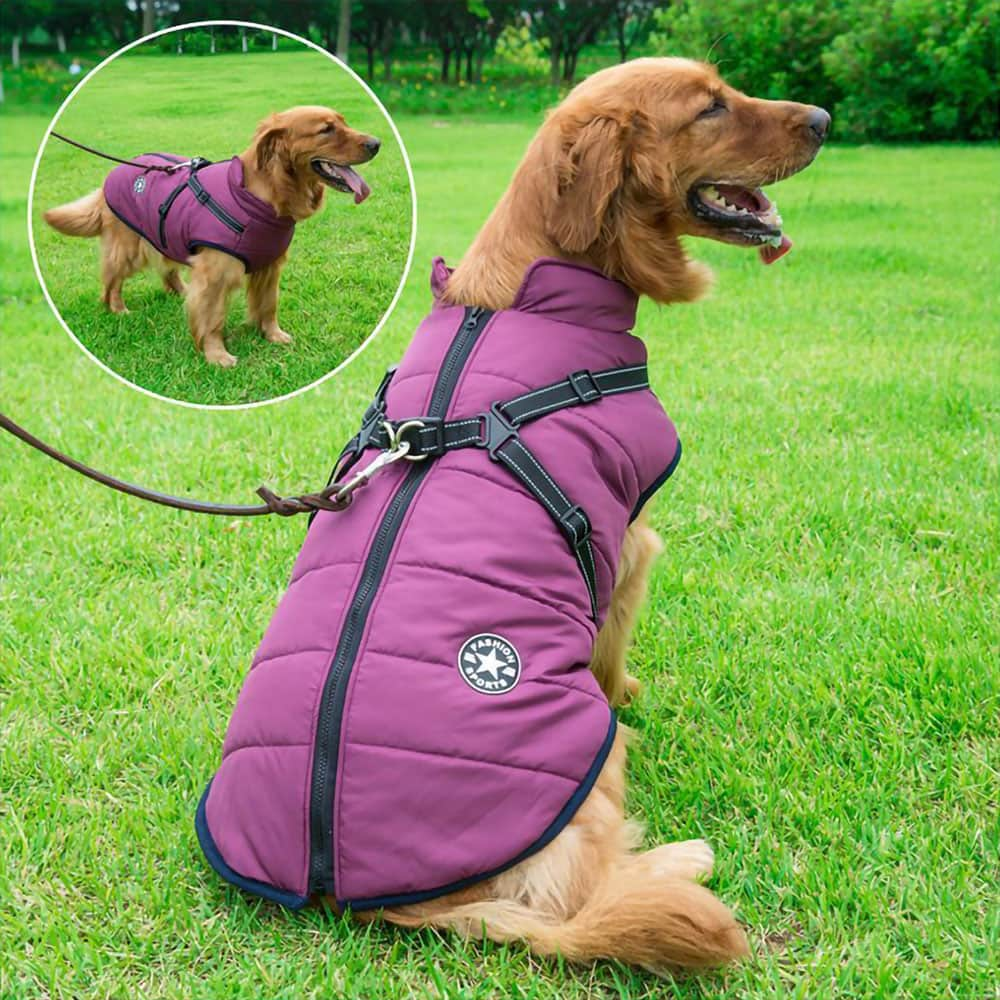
[760,235,792,265]
[339,166,370,204]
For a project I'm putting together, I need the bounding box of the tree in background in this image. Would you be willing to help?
[5,0,53,66]
[463,0,521,82]
[611,0,659,62]
[351,0,400,80]
[336,0,351,62]
[527,1,616,85]
[418,0,514,83]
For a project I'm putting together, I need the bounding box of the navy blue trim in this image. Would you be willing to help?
[629,439,682,523]
[105,202,173,258]
[187,241,251,272]
[342,710,618,911]
[195,780,310,911]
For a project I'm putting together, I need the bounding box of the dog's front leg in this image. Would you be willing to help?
[247,255,292,345]
[185,250,245,367]
[589,509,663,707]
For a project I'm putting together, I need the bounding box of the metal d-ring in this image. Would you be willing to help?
[391,419,428,461]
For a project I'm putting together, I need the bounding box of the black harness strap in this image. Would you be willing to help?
[155,158,244,250]
[364,364,650,460]
[492,435,599,618]
[334,362,651,619]
[186,171,245,233]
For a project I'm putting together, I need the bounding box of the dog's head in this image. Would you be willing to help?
[251,105,380,206]
[535,58,829,302]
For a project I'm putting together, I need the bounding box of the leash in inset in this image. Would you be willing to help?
[49,131,201,173]
[0,411,420,518]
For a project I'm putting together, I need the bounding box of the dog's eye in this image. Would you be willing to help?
[320,123,337,134]
[697,99,727,120]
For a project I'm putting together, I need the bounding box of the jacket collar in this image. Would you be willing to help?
[227,157,295,229]
[431,256,638,333]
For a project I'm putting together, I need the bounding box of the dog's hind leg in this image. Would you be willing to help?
[155,254,186,297]
[99,216,146,314]
[588,509,663,707]
[247,254,292,345]
[377,732,748,973]
[185,249,245,366]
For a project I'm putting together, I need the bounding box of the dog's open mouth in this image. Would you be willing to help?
[689,183,792,264]
[311,158,371,204]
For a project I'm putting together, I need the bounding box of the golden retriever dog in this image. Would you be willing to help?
[359,58,829,974]
[44,106,380,367]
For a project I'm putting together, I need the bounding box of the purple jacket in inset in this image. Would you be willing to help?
[103,154,295,272]
[196,258,681,909]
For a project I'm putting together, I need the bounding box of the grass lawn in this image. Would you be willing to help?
[30,47,413,407]
[2,99,998,998]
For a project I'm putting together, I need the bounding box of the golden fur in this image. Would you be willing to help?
[43,106,379,367]
[365,58,828,974]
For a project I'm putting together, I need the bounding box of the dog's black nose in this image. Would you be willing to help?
[363,136,381,157]
[807,107,831,142]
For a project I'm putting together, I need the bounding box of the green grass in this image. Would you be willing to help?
[2,99,998,998]
[30,47,413,407]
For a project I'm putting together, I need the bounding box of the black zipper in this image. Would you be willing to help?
[308,305,492,897]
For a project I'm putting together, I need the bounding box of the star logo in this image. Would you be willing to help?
[458,633,521,696]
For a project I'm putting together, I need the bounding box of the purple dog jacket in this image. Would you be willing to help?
[196,258,682,909]
[103,154,295,272]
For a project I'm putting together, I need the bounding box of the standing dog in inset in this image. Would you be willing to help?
[44,106,379,367]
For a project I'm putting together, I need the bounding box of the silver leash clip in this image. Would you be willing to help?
[332,420,425,503]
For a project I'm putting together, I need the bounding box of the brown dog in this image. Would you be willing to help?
[44,106,380,367]
[360,58,828,974]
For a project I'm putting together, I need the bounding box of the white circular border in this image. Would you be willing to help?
[457,633,522,696]
[27,19,417,413]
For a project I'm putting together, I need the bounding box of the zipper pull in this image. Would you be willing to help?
[466,306,484,327]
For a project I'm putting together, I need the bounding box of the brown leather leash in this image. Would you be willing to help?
[0,410,351,517]
[49,132,196,173]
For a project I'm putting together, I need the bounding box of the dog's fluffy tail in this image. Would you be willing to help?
[383,866,749,973]
[44,189,104,237]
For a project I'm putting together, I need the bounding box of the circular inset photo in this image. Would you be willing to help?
[30,22,414,408]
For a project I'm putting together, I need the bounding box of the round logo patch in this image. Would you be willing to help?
[133,176,146,194]
[458,633,521,696]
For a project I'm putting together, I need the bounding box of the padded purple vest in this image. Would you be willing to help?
[103,154,295,272]
[196,258,681,909]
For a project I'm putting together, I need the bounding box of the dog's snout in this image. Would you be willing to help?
[363,136,381,157]
[806,107,831,143]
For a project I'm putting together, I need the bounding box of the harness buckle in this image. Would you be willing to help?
[557,504,592,549]
[568,370,603,404]
[476,403,518,460]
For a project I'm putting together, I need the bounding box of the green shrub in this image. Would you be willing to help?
[823,0,999,140]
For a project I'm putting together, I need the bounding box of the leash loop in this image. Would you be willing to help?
[328,421,421,505]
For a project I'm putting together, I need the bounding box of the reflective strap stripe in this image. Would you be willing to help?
[493,436,599,620]
[186,173,245,234]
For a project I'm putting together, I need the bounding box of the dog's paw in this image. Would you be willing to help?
[265,328,293,345]
[625,673,642,701]
[648,839,715,882]
[206,350,238,368]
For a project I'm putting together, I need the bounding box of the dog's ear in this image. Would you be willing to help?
[546,116,625,253]
[254,115,288,171]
